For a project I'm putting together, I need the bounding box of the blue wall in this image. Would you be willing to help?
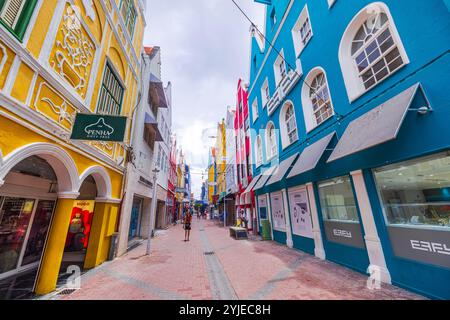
[248,0,450,299]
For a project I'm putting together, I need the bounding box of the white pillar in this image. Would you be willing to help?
[306,183,326,260]
[351,170,391,284]
[266,193,274,240]
[282,189,293,248]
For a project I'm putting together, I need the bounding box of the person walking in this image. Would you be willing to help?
[184,208,192,241]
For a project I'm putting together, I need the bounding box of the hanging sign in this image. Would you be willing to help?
[288,188,314,239]
[70,113,127,142]
[270,192,286,231]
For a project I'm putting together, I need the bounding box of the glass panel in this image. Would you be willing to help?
[0,198,35,274]
[21,200,55,266]
[374,152,450,228]
[318,176,359,222]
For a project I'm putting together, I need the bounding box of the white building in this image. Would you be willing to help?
[116,46,171,256]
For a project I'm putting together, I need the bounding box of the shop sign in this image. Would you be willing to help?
[288,188,313,239]
[258,196,268,220]
[388,226,450,269]
[70,113,127,142]
[323,220,365,248]
[270,192,286,232]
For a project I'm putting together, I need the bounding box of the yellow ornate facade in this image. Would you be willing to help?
[0,0,145,295]
[215,120,226,197]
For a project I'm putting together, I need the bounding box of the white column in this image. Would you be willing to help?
[306,183,326,260]
[351,170,391,284]
[266,193,274,240]
[282,189,293,248]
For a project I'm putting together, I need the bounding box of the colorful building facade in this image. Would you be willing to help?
[0,0,146,296]
[247,0,450,299]
[234,79,256,231]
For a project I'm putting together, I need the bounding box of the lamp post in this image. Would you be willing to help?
[146,168,160,255]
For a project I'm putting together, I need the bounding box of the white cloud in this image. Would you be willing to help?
[144,0,265,198]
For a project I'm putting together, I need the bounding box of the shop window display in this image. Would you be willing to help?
[0,197,35,274]
[318,176,359,222]
[374,152,450,228]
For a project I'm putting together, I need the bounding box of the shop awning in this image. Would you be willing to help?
[149,73,168,109]
[287,132,336,179]
[327,83,431,162]
[144,113,164,141]
[253,166,277,191]
[243,175,262,194]
[266,153,299,186]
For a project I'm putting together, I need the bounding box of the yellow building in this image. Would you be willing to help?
[0,0,145,296]
[215,119,226,204]
[207,147,216,204]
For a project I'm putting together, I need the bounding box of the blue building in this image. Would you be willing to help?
[245,0,450,299]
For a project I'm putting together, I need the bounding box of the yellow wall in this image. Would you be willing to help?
[0,0,145,295]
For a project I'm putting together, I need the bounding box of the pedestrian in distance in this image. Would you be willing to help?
[184,208,192,241]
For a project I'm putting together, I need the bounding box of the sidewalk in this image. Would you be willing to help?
[50,217,424,300]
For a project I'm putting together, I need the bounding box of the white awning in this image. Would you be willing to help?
[243,175,262,194]
[253,166,278,191]
[266,153,299,186]
[328,83,430,162]
[287,132,336,179]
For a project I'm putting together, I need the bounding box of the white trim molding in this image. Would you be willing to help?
[306,182,326,260]
[58,191,80,199]
[351,170,391,284]
[0,142,80,193]
[282,189,293,248]
[79,165,113,199]
[95,197,121,204]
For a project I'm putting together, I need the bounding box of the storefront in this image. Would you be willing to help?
[316,176,370,273]
[369,152,450,299]
[286,186,315,255]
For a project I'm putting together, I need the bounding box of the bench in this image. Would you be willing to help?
[229,227,248,240]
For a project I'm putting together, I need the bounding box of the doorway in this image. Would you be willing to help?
[0,156,58,299]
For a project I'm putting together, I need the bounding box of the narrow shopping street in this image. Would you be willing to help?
[46,218,423,301]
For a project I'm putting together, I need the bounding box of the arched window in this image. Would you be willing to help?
[339,2,408,101]
[255,135,263,167]
[301,68,334,132]
[266,122,278,160]
[280,102,298,148]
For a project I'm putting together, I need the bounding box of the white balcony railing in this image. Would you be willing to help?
[267,59,303,116]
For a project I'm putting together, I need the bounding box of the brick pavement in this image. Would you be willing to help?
[46,217,424,300]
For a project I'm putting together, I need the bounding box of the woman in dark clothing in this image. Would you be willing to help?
[184,209,193,241]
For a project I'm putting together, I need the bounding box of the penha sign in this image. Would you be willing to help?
[70,113,127,142]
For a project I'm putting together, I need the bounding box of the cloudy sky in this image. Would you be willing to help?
[143,0,265,198]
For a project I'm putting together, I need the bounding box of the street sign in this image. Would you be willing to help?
[70,113,127,142]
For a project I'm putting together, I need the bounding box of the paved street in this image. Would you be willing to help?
[48,218,424,300]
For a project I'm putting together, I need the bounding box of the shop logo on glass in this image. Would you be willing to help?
[410,240,450,256]
[333,229,352,238]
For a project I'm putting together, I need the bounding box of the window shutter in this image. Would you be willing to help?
[1,0,26,29]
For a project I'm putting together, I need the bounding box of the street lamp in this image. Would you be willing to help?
[146,167,160,255]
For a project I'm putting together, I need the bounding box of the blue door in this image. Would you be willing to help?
[128,198,142,240]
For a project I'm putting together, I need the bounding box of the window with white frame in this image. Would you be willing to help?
[266,123,278,160]
[256,135,263,167]
[309,72,333,126]
[281,102,298,147]
[338,3,408,101]
[273,50,287,85]
[261,79,270,108]
[292,5,313,57]
[0,0,37,41]
[301,68,334,132]
[97,63,124,115]
[120,0,137,38]
[252,99,259,121]
[352,12,404,91]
